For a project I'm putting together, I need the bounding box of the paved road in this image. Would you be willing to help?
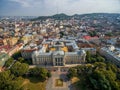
[46,67,73,90]
[29,64,82,69]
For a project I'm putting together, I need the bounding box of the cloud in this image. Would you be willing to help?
[9,0,30,7]
[9,0,44,7]
[6,0,120,15]
[41,0,120,15]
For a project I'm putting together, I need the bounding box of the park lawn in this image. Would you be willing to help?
[71,77,81,90]
[71,76,91,90]
[22,77,46,90]
[71,77,79,84]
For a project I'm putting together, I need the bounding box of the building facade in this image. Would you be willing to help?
[32,39,86,66]
[21,44,38,59]
[100,45,120,67]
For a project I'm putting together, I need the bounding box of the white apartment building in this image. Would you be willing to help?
[100,45,120,67]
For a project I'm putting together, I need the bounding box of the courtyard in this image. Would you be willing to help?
[46,67,72,90]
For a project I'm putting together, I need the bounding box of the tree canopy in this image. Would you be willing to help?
[4,58,14,68]
[10,62,29,77]
[67,62,120,90]
[86,51,105,63]
[0,70,23,90]
[29,67,51,81]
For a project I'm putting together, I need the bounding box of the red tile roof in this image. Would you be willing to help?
[0,45,11,52]
[83,35,98,40]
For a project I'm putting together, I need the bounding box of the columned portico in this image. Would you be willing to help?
[53,50,65,66]
[53,55,65,66]
[55,57,64,66]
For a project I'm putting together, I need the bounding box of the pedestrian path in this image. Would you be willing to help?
[46,68,71,90]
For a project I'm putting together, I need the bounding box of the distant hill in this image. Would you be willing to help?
[32,13,71,20]
[52,13,71,19]
[32,13,120,20]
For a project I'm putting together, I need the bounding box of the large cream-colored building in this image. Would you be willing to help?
[32,39,86,66]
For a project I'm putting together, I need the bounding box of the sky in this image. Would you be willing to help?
[0,0,120,16]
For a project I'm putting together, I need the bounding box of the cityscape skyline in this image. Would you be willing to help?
[0,1,120,89]
[0,0,120,16]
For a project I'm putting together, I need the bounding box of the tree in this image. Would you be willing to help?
[97,56,105,62]
[104,70,119,90]
[89,31,97,37]
[89,70,111,90]
[10,62,29,77]
[90,57,96,63]
[29,67,40,76]
[117,68,120,80]
[29,67,49,80]
[86,52,105,63]
[106,63,117,73]
[4,58,14,68]
[105,32,113,37]
[4,81,24,90]
[89,62,120,90]
[12,51,21,60]
[39,68,48,80]
[94,62,106,70]
[68,61,120,90]
[0,70,13,85]
[86,51,91,63]
[59,31,64,38]
[0,70,23,90]
[47,71,51,78]
[67,68,77,79]
[18,57,24,63]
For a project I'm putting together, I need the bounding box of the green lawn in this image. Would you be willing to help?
[22,77,46,90]
[55,79,63,87]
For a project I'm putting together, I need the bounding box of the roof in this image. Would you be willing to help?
[83,36,91,40]
[83,35,98,40]
[0,45,11,52]
[101,47,120,61]
[61,47,68,52]
[50,48,56,51]
[53,51,64,55]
